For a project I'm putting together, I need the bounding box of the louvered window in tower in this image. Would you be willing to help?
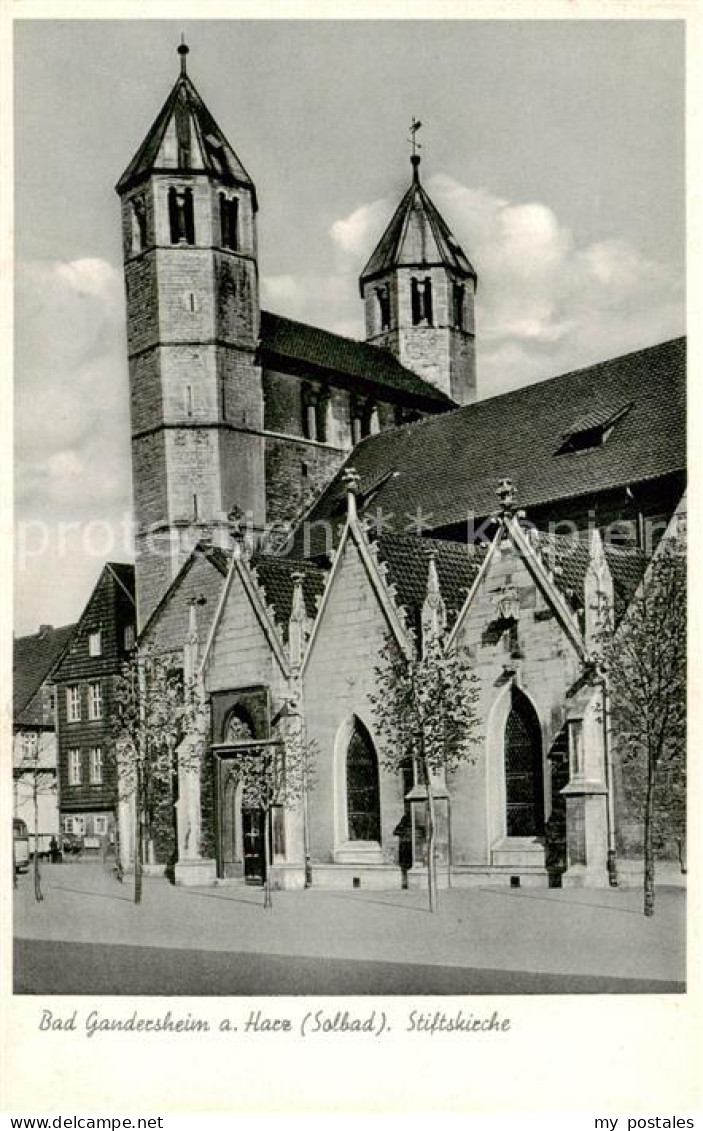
[346,719,381,843]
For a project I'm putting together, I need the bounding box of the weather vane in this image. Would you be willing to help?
[408,117,422,159]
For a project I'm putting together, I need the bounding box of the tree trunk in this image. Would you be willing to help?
[134,772,143,905]
[676,836,687,875]
[643,760,656,917]
[425,763,437,914]
[263,805,273,910]
[33,773,43,902]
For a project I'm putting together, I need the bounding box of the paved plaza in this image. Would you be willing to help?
[14,862,686,995]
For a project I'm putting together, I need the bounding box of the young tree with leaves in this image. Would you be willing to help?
[224,705,316,909]
[370,631,481,912]
[596,541,686,917]
[109,647,208,905]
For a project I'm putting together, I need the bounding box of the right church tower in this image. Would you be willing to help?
[359,153,478,406]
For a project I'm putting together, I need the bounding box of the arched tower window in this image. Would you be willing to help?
[219,193,239,250]
[411,276,433,326]
[453,282,465,330]
[168,187,195,245]
[504,689,545,837]
[376,284,391,331]
[346,718,381,843]
[131,196,147,254]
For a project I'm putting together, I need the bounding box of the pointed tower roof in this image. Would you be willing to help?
[360,155,476,289]
[116,41,257,206]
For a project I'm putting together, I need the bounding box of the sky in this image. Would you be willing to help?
[13,17,686,636]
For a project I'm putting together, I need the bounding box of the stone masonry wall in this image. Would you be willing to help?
[303,536,407,864]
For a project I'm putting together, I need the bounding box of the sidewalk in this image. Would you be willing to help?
[14,862,685,994]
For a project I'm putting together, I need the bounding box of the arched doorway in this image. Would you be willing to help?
[221,710,266,882]
[504,690,545,837]
[346,718,381,843]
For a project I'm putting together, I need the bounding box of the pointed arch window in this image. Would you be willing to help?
[168,187,195,245]
[346,718,381,842]
[504,690,545,837]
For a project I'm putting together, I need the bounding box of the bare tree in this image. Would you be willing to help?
[370,631,481,912]
[596,541,686,916]
[109,646,208,905]
[14,732,57,902]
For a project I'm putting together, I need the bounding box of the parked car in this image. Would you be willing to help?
[13,819,30,873]
[61,832,84,855]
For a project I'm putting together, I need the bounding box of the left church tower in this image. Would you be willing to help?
[116,43,264,628]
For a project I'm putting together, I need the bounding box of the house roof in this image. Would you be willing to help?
[374,531,487,631]
[250,553,327,643]
[116,62,256,201]
[13,624,75,727]
[51,562,135,682]
[360,157,477,287]
[259,310,455,408]
[299,337,686,554]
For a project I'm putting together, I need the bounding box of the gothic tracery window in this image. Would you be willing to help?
[346,718,381,843]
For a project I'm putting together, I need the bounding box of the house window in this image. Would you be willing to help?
[219,193,239,250]
[168,186,195,245]
[453,282,465,330]
[66,686,81,723]
[123,624,136,652]
[89,748,103,785]
[94,816,108,836]
[68,749,82,786]
[88,682,103,721]
[88,631,102,657]
[346,718,381,842]
[411,276,433,326]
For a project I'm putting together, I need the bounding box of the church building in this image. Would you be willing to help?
[98,44,686,892]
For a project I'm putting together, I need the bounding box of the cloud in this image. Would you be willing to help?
[14,258,133,633]
[327,174,685,394]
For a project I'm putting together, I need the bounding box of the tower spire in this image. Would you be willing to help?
[178,34,189,76]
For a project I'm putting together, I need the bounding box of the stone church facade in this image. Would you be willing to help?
[105,45,686,892]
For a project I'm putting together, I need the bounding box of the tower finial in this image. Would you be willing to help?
[408,117,422,181]
[178,34,189,76]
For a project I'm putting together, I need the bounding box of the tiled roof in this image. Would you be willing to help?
[374,532,487,630]
[259,310,454,408]
[250,554,327,643]
[360,160,476,285]
[116,70,255,200]
[300,338,686,553]
[13,624,75,726]
[534,531,649,622]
